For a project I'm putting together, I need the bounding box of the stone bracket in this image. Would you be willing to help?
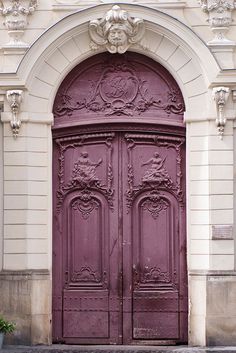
[6,89,23,138]
[212,86,230,139]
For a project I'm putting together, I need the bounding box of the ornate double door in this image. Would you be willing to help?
[52,127,187,345]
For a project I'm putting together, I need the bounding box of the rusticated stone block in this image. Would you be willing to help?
[206,273,236,345]
[0,270,51,345]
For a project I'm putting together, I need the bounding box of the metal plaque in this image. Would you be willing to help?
[212,225,233,240]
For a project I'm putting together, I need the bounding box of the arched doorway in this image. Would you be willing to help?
[52,52,187,345]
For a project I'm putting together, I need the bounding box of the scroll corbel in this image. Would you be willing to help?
[6,90,23,138]
[212,86,230,139]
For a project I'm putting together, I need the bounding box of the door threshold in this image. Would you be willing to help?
[3,345,236,352]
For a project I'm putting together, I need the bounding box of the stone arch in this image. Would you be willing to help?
[15,4,220,122]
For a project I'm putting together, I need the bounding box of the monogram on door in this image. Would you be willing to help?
[52,53,187,345]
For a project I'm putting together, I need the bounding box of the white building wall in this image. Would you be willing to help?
[0,0,235,346]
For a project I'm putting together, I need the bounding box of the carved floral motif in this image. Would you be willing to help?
[56,133,115,214]
[71,266,100,282]
[0,0,38,48]
[142,266,170,283]
[133,265,172,289]
[89,5,145,54]
[54,60,184,118]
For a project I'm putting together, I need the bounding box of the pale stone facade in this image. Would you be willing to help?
[0,0,236,347]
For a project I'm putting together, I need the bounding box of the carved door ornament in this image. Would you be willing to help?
[71,265,100,283]
[125,134,184,211]
[141,152,170,184]
[56,133,115,214]
[141,190,169,219]
[53,56,185,119]
[89,5,145,54]
[70,151,102,186]
[72,190,99,219]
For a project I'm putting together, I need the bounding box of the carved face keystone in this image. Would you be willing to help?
[107,25,128,46]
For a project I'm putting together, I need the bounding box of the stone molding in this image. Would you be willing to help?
[0,4,221,121]
[6,89,23,137]
[89,5,145,54]
[212,86,230,139]
[199,0,235,46]
[0,0,38,50]
[52,1,186,10]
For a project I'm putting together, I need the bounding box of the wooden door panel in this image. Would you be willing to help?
[63,290,109,338]
[133,194,176,288]
[133,312,179,339]
[53,132,120,344]
[122,132,187,344]
[65,192,108,289]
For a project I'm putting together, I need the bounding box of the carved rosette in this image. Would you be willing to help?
[0,0,38,48]
[125,134,184,212]
[199,0,235,45]
[212,86,230,139]
[89,5,145,54]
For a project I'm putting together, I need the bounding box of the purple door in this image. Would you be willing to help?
[52,53,187,345]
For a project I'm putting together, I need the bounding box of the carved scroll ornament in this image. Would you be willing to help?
[133,264,172,290]
[142,191,169,219]
[54,60,184,118]
[6,89,23,138]
[212,86,230,139]
[89,5,145,54]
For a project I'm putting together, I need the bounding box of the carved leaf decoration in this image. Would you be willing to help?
[128,17,145,44]
[142,266,170,283]
[72,266,100,282]
[89,20,108,47]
